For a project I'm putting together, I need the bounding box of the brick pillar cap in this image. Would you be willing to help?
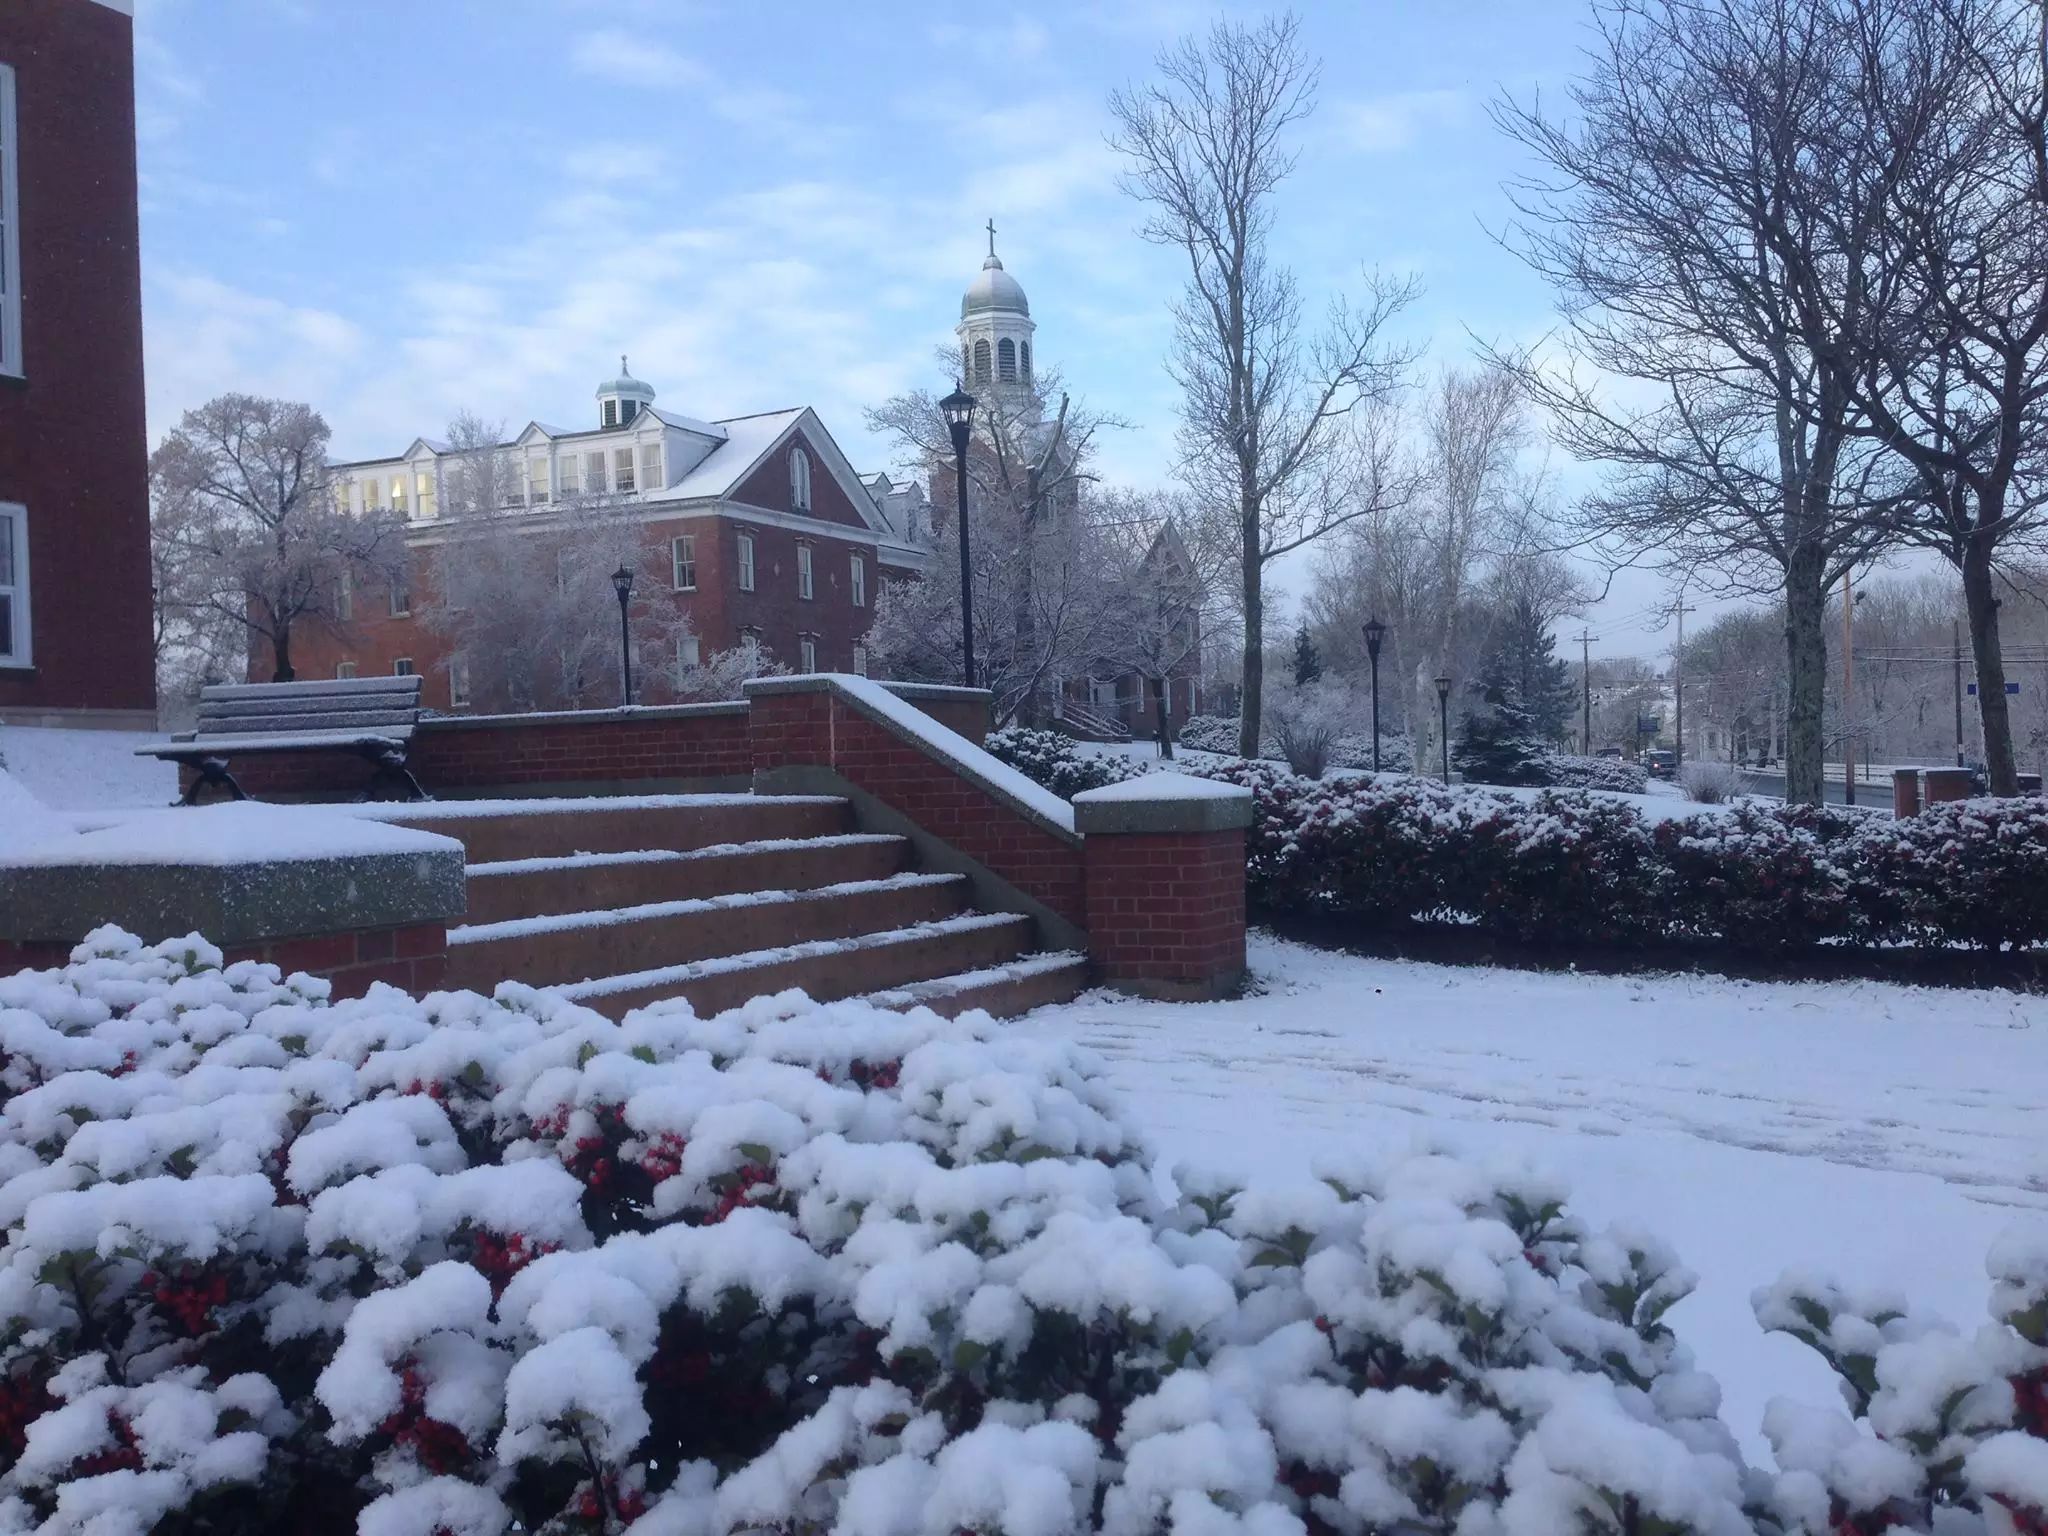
[1074,774,1253,835]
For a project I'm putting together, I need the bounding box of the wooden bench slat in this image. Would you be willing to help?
[195,711,420,736]
[142,731,408,759]
[200,677,421,702]
[195,697,420,720]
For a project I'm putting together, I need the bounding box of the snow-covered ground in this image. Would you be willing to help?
[1013,932,2045,1455]
[0,725,174,809]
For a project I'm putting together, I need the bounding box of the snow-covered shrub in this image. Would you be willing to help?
[1267,682,1360,779]
[1549,754,1650,795]
[1333,730,1415,773]
[1188,760,2048,954]
[1752,1228,2048,1535]
[1175,713,1415,774]
[985,726,1149,799]
[1681,761,1746,804]
[1176,714,1243,755]
[0,928,1784,1536]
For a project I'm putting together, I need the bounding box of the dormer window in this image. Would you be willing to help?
[790,447,812,512]
[602,399,619,429]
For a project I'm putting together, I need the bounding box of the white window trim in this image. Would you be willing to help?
[677,633,701,669]
[449,655,470,707]
[791,447,812,512]
[850,553,866,608]
[737,531,756,592]
[335,662,357,680]
[0,501,29,667]
[852,643,868,678]
[393,657,415,676]
[799,636,817,673]
[796,543,813,600]
[671,534,696,591]
[0,66,19,378]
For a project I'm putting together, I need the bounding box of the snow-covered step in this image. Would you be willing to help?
[373,793,854,865]
[860,950,1091,1020]
[462,832,910,925]
[443,871,971,992]
[555,912,1040,1020]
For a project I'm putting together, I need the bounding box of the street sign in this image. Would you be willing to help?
[1966,682,2022,696]
[1637,715,1661,734]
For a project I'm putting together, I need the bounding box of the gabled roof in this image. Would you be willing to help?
[653,406,888,533]
[646,407,727,439]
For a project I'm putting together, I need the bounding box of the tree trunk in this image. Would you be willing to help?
[1015,470,1041,727]
[271,625,296,684]
[1961,533,2018,794]
[1782,548,1826,805]
[1151,674,1174,760]
[1239,511,1263,759]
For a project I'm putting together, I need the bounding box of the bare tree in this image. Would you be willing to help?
[149,393,407,684]
[440,411,521,519]
[1491,0,1920,803]
[1109,11,1419,759]
[865,362,1119,722]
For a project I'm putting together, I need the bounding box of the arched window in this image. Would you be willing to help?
[1020,341,1031,382]
[997,338,1016,383]
[972,338,991,384]
[790,447,812,512]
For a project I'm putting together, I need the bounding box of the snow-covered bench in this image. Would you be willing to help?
[139,676,428,805]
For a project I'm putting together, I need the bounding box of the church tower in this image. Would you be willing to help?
[956,221,1035,392]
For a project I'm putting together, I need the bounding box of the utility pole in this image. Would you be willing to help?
[1574,630,1599,753]
[1954,618,1966,768]
[1672,599,1696,768]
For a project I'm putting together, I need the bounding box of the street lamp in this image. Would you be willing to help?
[1362,617,1387,772]
[1434,674,1452,784]
[939,385,978,689]
[611,564,635,706]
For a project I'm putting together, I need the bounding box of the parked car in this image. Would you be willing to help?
[1595,745,1624,760]
[1644,749,1678,779]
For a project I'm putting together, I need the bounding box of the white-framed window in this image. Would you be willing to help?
[449,655,470,707]
[335,661,357,680]
[389,570,411,617]
[799,636,817,673]
[557,454,581,498]
[737,532,755,592]
[335,568,353,621]
[0,66,19,377]
[391,475,409,516]
[585,450,607,495]
[740,626,761,656]
[614,446,636,494]
[331,481,351,516]
[850,554,866,608]
[640,441,663,490]
[998,337,1017,382]
[790,447,812,511]
[671,534,696,590]
[677,633,701,669]
[527,456,550,505]
[414,470,437,520]
[602,399,619,429]
[0,502,28,665]
[852,643,868,678]
[393,657,415,676]
[796,543,813,599]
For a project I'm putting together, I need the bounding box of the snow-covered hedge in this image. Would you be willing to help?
[1194,759,2048,952]
[986,727,1150,799]
[1176,715,1417,775]
[1547,754,1651,795]
[0,930,2041,1535]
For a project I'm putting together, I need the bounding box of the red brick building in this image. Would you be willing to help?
[0,0,154,728]
[281,369,930,709]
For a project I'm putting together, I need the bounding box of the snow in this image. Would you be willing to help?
[819,675,1078,835]
[0,726,176,809]
[1011,932,2045,1458]
[448,871,961,944]
[0,770,76,858]
[4,801,462,868]
[1074,772,1251,805]
[467,832,901,877]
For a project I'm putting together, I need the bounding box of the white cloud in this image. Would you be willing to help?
[569,29,705,90]
[1331,88,1471,154]
[929,16,1050,62]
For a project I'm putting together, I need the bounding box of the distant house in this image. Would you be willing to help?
[279,364,930,707]
[0,0,154,728]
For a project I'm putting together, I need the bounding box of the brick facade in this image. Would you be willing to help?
[221,922,448,1001]
[0,0,153,726]
[1081,828,1247,999]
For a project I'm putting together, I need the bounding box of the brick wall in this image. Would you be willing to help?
[2,922,447,1001]
[1083,829,1246,999]
[749,686,1086,927]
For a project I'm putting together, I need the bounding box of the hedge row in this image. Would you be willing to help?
[984,726,1151,797]
[1189,759,2048,952]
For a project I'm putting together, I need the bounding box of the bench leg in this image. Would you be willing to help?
[179,758,246,807]
[361,751,430,803]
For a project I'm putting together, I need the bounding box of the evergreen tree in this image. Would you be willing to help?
[1488,597,1576,742]
[1293,624,1324,687]
[1452,666,1554,786]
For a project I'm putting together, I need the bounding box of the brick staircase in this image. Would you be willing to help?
[395,794,1089,1021]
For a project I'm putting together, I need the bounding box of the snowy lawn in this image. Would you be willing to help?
[1012,931,2045,1455]
[0,725,175,809]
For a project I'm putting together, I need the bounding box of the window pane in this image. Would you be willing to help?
[0,514,13,585]
[586,451,607,493]
[614,446,636,493]
[640,442,662,487]
[797,544,812,598]
[558,456,580,496]
[528,458,550,503]
[679,634,700,667]
[851,555,865,607]
[672,534,695,590]
[393,657,415,676]
[800,638,816,672]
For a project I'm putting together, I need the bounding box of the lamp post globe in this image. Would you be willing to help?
[1434,673,1452,784]
[611,564,635,706]
[1362,617,1387,772]
[938,386,979,689]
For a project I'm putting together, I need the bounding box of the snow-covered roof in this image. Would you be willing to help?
[666,408,807,501]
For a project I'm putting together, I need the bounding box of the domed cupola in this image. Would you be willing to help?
[956,222,1037,391]
[596,356,656,428]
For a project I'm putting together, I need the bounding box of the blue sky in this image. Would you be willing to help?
[134,0,1694,655]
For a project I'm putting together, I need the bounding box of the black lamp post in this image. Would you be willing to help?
[939,385,978,689]
[1434,673,1452,784]
[611,564,635,706]
[1362,617,1387,772]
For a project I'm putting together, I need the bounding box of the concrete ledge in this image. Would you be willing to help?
[0,805,466,945]
[420,701,749,732]
[1072,776,1254,835]
[875,682,995,705]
